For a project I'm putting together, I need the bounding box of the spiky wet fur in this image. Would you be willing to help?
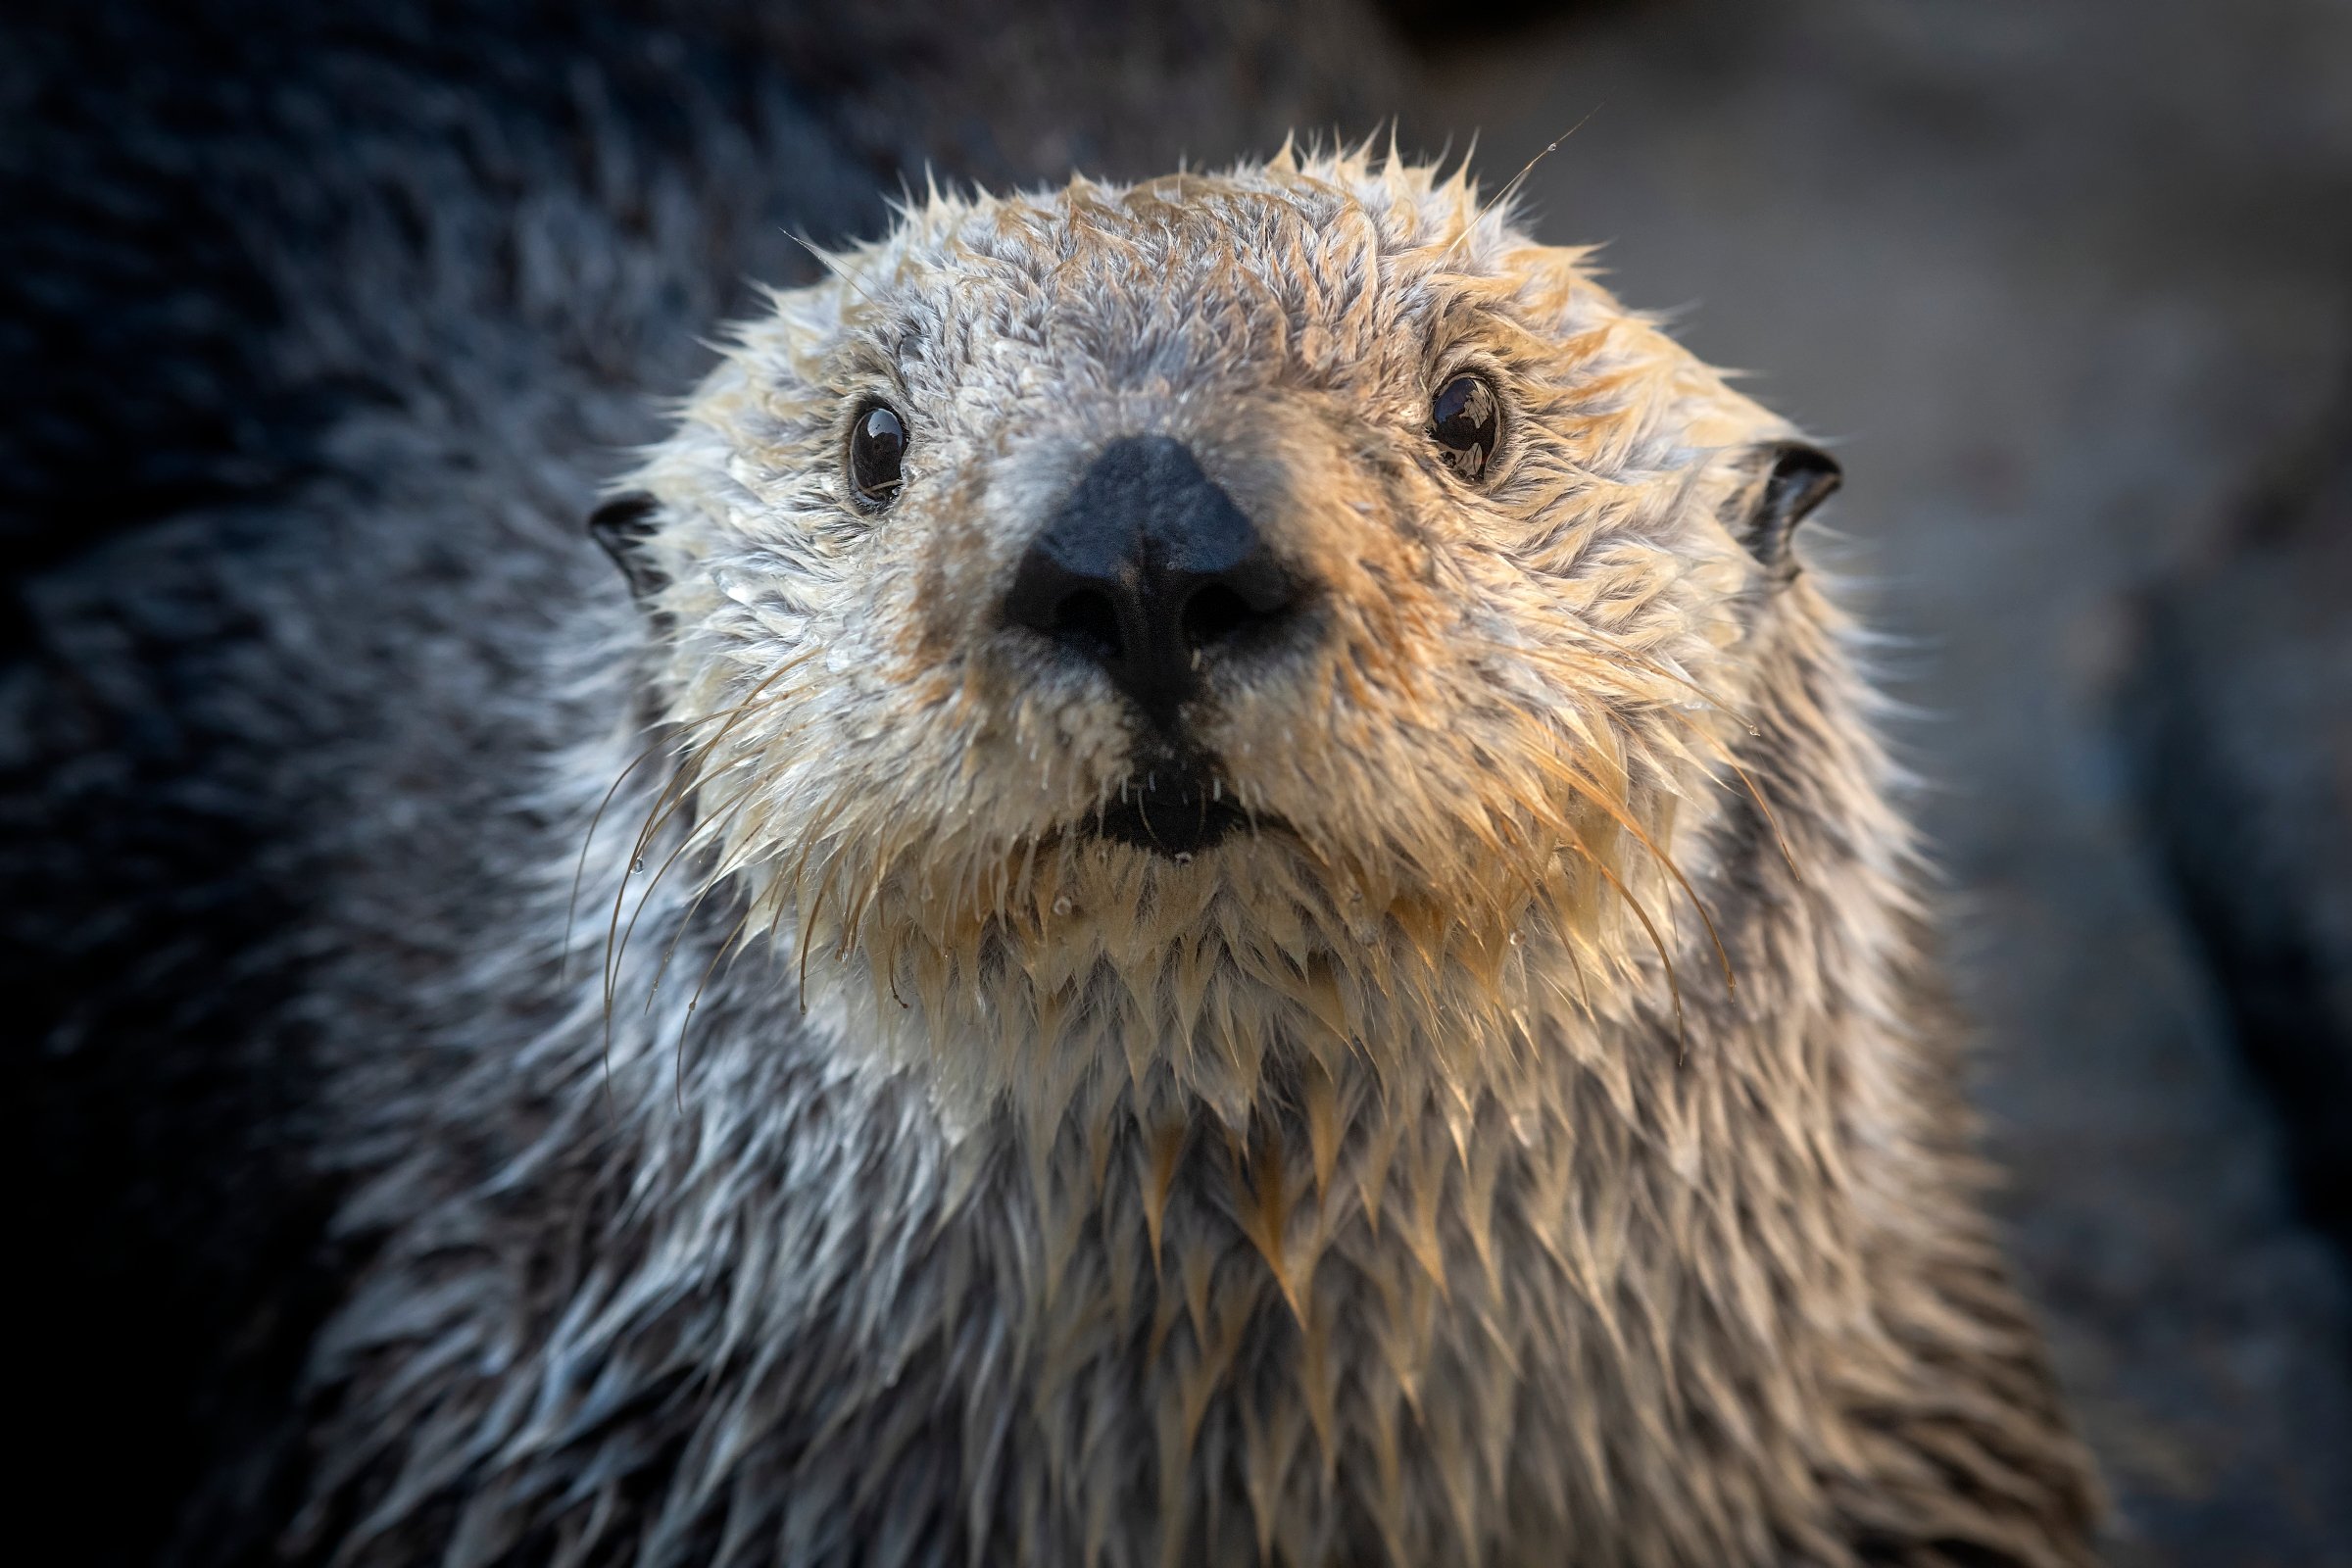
[298,150,2100,1566]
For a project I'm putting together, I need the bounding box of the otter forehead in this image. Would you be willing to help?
[865,169,1557,398]
[791,164,1763,471]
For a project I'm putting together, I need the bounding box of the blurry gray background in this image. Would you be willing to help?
[1381,2,2352,1561]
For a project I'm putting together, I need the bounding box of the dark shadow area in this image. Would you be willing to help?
[2122,399,2352,1259]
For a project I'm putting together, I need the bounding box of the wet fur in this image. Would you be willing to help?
[273,152,2104,1566]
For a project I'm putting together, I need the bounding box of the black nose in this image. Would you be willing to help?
[1004,436,1300,727]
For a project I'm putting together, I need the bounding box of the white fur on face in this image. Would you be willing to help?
[629,148,1798,1129]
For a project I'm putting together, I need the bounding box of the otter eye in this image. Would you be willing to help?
[848,403,907,508]
[1430,373,1501,482]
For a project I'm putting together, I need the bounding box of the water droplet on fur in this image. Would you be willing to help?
[631,857,645,873]
[1507,931,1522,947]
[1747,725,1761,737]
[710,566,758,605]
[1173,852,1194,866]
[1053,897,1074,916]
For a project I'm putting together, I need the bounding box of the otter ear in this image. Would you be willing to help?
[588,492,668,601]
[1734,441,1841,572]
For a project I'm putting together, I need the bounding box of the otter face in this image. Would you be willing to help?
[619,150,1837,1107]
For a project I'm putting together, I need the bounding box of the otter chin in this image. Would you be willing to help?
[300,148,2104,1568]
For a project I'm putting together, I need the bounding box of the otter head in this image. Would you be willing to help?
[608,149,1838,1125]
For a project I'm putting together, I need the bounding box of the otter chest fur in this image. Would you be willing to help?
[299,150,2101,1568]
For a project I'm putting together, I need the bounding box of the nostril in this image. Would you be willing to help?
[1052,589,1124,664]
[1181,583,1255,651]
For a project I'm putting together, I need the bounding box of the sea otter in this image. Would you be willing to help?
[248,150,2099,1566]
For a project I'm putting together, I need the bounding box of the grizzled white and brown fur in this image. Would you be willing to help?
[289,150,2101,1566]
